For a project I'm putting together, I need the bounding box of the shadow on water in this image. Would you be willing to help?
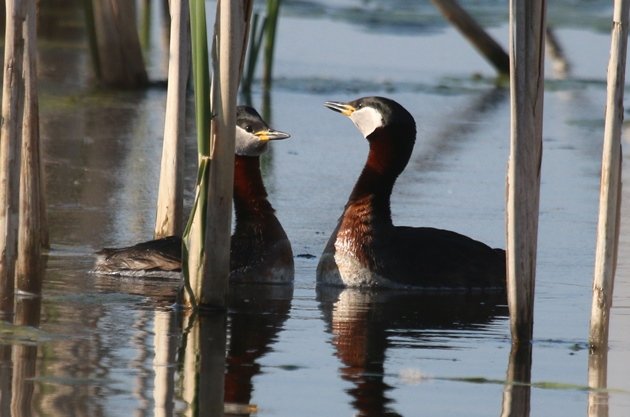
[317,287,508,416]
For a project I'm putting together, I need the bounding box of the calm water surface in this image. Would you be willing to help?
[1,1,630,416]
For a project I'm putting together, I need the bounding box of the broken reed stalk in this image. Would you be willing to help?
[154,0,190,239]
[17,0,47,292]
[0,0,28,315]
[431,0,509,76]
[505,0,546,344]
[589,0,628,351]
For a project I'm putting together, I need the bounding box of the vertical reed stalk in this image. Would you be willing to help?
[505,0,546,344]
[0,0,28,316]
[91,0,148,88]
[17,0,46,291]
[82,0,101,79]
[154,0,190,238]
[589,0,628,351]
[182,0,211,310]
[241,13,266,97]
[139,0,151,50]
[262,0,281,92]
[200,0,252,308]
[182,0,253,310]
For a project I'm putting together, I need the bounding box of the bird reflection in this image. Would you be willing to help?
[224,283,293,415]
[317,287,507,417]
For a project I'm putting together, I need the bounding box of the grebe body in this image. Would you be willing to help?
[316,96,505,291]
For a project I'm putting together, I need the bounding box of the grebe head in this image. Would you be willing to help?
[236,105,290,156]
[324,96,415,141]
[324,96,416,174]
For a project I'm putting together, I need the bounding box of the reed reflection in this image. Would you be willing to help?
[0,294,43,417]
[153,309,179,417]
[317,287,507,417]
[224,283,293,415]
[177,283,293,416]
[179,310,226,417]
[588,349,609,417]
[500,343,532,417]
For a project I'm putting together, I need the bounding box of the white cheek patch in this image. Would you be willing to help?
[349,107,383,138]
[234,126,251,155]
[235,126,268,156]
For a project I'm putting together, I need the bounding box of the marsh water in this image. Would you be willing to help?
[2,0,630,416]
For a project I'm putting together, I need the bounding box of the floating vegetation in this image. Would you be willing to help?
[0,321,60,345]
[272,75,502,96]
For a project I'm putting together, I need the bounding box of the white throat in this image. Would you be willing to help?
[349,107,383,138]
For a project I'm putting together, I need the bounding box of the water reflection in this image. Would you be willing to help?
[413,86,508,174]
[0,272,295,417]
[588,349,609,417]
[0,295,42,417]
[500,343,532,417]
[93,273,181,304]
[153,309,178,417]
[224,284,293,415]
[180,310,226,417]
[179,283,293,416]
[97,280,293,416]
[317,287,507,417]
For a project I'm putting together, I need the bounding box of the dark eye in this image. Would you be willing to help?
[245,125,253,133]
[357,103,363,109]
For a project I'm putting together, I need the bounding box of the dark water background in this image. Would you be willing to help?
[1,0,630,416]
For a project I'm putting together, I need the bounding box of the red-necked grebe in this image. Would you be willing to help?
[94,106,294,284]
[317,96,505,291]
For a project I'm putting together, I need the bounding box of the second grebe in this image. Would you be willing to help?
[94,106,294,284]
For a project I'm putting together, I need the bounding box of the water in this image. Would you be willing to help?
[2,0,630,416]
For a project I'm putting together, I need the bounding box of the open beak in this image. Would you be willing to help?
[256,128,291,141]
[324,101,356,116]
